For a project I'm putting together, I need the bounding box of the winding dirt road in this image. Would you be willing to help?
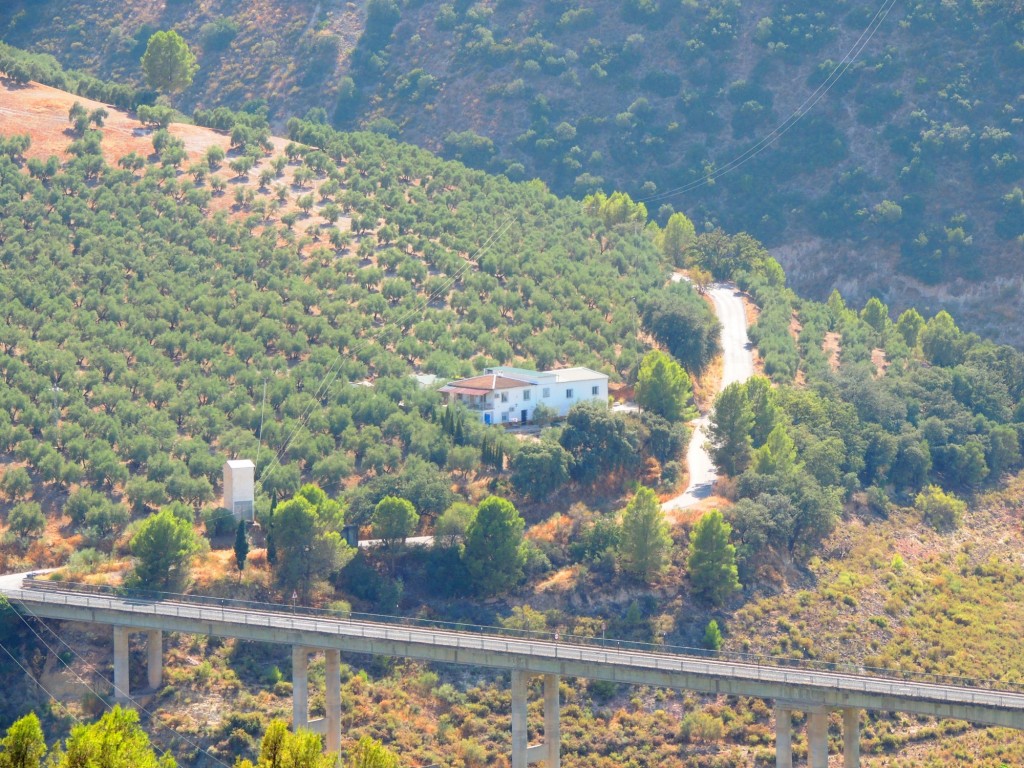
[662,283,755,511]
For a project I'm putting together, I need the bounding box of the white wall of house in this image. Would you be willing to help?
[542,375,608,417]
[450,367,610,424]
[484,384,536,425]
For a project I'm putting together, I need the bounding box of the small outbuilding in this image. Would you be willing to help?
[223,459,255,522]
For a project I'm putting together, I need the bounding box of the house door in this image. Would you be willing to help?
[521,409,528,423]
[484,413,491,425]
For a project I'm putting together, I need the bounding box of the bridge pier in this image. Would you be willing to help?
[292,646,310,729]
[147,630,162,689]
[112,626,162,702]
[292,646,342,753]
[777,703,862,767]
[807,707,829,768]
[325,649,341,753]
[512,670,528,768]
[543,674,560,768]
[113,626,130,702]
[774,706,792,768]
[511,671,560,768]
[843,708,860,767]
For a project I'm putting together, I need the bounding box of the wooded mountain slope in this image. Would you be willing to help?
[1,0,1023,343]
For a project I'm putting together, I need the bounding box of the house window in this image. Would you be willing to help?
[523,390,531,401]
[500,392,508,403]
[501,412,509,423]
[542,388,550,398]
[592,385,600,395]
[566,388,574,398]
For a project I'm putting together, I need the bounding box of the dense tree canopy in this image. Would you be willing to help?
[640,284,721,376]
[0,712,45,768]
[51,707,176,768]
[271,485,352,597]
[371,495,418,572]
[559,403,640,487]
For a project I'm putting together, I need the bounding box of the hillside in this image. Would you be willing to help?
[2,0,1023,344]
[1,76,1024,768]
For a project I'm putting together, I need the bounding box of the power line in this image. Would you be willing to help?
[255,214,518,488]
[257,0,899,489]
[640,0,899,206]
[5,600,234,768]
[0,636,81,725]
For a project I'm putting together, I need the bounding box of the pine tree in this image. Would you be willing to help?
[0,711,46,768]
[687,509,741,606]
[634,350,697,421]
[617,486,672,583]
[463,496,526,595]
[708,382,754,476]
[751,423,799,476]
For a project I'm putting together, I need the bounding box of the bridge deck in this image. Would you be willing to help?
[3,579,1023,729]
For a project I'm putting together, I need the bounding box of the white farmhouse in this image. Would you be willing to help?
[438,366,609,425]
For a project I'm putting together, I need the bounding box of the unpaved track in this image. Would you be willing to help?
[662,283,754,511]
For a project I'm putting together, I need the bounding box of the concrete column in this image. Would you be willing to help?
[292,646,308,729]
[543,674,559,768]
[511,670,528,768]
[146,630,162,689]
[774,706,792,768]
[807,709,829,768]
[325,649,341,754]
[843,708,860,768]
[113,626,130,702]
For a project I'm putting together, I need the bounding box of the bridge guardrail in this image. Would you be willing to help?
[15,574,1024,697]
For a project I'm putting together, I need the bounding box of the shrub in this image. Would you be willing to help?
[679,710,725,743]
[915,484,966,531]
[703,619,723,651]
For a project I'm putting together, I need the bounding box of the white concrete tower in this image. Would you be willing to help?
[223,459,255,522]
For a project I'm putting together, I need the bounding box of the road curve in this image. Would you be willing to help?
[663,282,754,511]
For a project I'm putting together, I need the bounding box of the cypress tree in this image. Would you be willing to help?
[234,519,249,582]
[266,509,277,566]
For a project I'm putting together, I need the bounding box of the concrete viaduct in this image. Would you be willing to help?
[3,574,1024,767]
